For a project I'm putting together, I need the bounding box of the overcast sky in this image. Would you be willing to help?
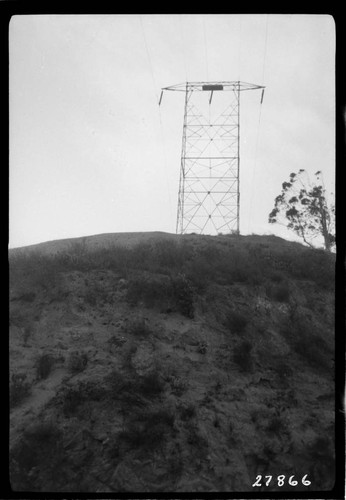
[9,14,335,248]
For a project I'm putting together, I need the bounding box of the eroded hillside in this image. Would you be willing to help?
[9,233,335,492]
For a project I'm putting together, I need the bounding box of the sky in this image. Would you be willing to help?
[9,14,335,248]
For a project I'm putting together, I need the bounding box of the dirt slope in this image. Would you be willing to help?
[9,232,335,492]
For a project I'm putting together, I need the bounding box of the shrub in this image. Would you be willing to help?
[142,407,175,428]
[179,402,196,420]
[281,317,332,372]
[27,421,61,444]
[272,359,293,386]
[266,416,287,435]
[19,292,36,302]
[150,240,186,272]
[171,274,195,318]
[126,272,195,318]
[308,436,332,459]
[125,274,170,308]
[36,353,55,380]
[185,257,214,292]
[83,288,97,307]
[233,340,253,372]
[186,423,209,451]
[293,335,331,372]
[22,325,33,346]
[118,407,175,451]
[287,247,334,290]
[169,376,188,396]
[10,420,63,489]
[83,283,113,307]
[266,281,290,302]
[59,380,108,417]
[67,350,88,373]
[108,369,136,394]
[61,386,85,416]
[118,421,162,449]
[9,308,27,329]
[10,373,31,408]
[9,252,62,291]
[224,310,248,334]
[106,436,121,459]
[121,342,138,371]
[128,242,155,271]
[107,367,164,405]
[307,435,335,489]
[140,369,165,396]
[125,315,151,337]
[215,248,258,285]
[268,270,284,283]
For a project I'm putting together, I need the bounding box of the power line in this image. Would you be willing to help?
[247,16,269,233]
[261,15,269,85]
[202,18,209,81]
[138,15,173,223]
[139,15,159,103]
[179,15,188,82]
[238,16,242,80]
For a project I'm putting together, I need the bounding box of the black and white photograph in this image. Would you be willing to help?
[8,12,340,494]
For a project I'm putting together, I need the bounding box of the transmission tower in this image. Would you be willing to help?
[160,81,265,235]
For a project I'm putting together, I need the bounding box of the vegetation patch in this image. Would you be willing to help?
[306,435,335,489]
[83,283,112,307]
[36,353,55,380]
[126,272,195,318]
[10,421,63,491]
[179,402,196,421]
[118,407,175,451]
[67,350,88,373]
[121,341,138,371]
[224,310,249,334]
[291,248,335,290]
[124,315,151,337]
[265,281,290,302]
[233,340,253,372]
[272,359,293,386]
[293,335,332,372]
[140,369,165,396]
[126,274,171,308]
[280,317,332,373]
[10,373,31,408]
[186,422,209,451]
[9,252,63,292]
[171,274,195,318]
[61,386,85,417]
[266,416,287,435]
[107,367,164,403]
[9,232,335,491]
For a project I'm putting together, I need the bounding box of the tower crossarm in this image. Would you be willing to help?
[161,81,265,92]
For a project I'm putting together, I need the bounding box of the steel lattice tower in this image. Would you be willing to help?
[160,81,265,235]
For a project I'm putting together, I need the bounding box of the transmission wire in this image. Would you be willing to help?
[138,15,174,224]
[247,15,269,234]
[237,16,242,80]
[202,17,209,81]
[179,15,189,82]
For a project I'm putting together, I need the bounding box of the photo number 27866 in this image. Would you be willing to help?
[252,474,311,487]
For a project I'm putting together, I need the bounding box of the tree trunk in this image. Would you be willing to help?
[318,196,331,251]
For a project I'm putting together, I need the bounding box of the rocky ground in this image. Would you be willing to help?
[9,232,335,492]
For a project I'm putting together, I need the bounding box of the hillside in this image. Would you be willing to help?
[9,232,335,493]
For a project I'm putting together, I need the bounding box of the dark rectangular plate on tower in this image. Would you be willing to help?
[202,84,224,91]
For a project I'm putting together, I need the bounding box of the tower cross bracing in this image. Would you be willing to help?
[161,81,265,235]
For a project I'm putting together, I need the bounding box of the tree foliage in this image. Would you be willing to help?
[269,170,335,251]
